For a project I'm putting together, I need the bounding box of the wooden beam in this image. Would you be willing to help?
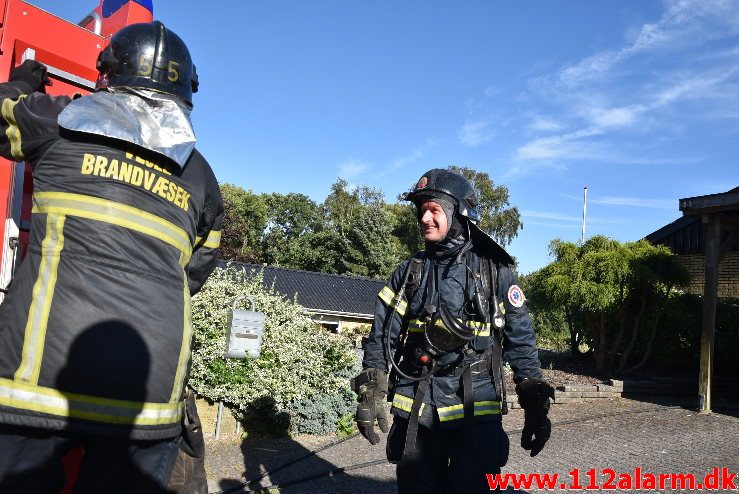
[680,191,739,215]
[698,214,720,413]
[718,212,739,232]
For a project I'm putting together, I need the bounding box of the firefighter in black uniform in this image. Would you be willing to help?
[0,22,222,493]
[352,169,554,494]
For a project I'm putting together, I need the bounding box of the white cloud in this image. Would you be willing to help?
[589,105,644,128]
[508,0,739,174]
[529,116,565,132]
[523,220,582,230]
[338,160,369,178]
[590,196,677,209]
[459,118,494,148]
[522,210,581,222]
[515,127,605,161]
[522,209,624,225]
[556,0,739,88]
[379,138,438,177]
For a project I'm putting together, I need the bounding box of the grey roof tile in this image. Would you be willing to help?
[218,261,385,316]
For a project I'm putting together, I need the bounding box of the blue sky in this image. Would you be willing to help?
[30,0,739,274]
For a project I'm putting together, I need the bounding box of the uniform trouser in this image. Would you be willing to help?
[386,415,509,494]
[0,424,180,494]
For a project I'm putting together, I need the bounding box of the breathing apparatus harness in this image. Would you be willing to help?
[381,240,509,461]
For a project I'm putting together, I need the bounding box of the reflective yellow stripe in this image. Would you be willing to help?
[466,320,492,337]
[407,318,490,336]
[15,214,65,385]
[499,301,505,315]
[2,95,28,161]
[437,400,501,421]
[195,230,221,249]
[170,273,193,402]
[0,378,182,426]
[391,393,425,415]
[407,319,425,333]
[33,192,192,266]
[428,319,491,337]
[378,286,407,316]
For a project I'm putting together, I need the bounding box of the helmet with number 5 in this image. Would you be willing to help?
[95,21,199,106]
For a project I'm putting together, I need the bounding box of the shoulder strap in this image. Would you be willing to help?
[403,252,425,305]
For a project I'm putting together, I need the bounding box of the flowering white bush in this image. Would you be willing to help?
[189,266,358,434]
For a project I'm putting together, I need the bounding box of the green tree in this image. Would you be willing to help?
[527,236,690,374]
[447,165,522,246]
[220,184,268,263]
[323,178,383,238]
[385,202,423,259]
[345,205,404,278]
[263,192,319,239]
[288,230,351,274]
[262,193,320,266]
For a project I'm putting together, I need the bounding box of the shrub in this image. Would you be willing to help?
[189,266,358,435]
[649,294,739,376]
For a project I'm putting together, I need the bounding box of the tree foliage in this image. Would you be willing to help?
[447,165,522,246]
[219,167,523,280]
[220,185,267,263]
[526,236,690,374]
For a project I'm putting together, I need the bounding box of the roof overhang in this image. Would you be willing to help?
[680,190,739,216]
[306,308,374,321]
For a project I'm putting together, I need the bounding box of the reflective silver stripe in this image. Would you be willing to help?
[378,286,407,316]
[15,214,65,384]
[391,393,425,415]
[437,400,500,421]
[33,192,192,265]
[0,378,182,426]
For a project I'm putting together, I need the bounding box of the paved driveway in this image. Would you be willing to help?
[206,398,739,493]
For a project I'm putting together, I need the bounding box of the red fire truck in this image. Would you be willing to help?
[0,0,153,303]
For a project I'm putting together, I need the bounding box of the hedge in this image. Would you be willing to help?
[188,266,358,435]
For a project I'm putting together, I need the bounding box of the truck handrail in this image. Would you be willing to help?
[77,11,103,36]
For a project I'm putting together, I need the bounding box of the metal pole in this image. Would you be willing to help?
[581,186,588,245]
[215,401,224,439]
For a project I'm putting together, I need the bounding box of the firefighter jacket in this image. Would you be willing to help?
[0,80,223,440]
[362,240,542,429]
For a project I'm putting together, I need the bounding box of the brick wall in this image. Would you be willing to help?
[678,251,739,298]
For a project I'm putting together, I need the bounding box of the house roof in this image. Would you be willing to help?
[680,186,739,215]
[645,185,739,255]
[218,261,385,317]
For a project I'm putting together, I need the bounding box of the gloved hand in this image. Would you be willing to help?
[516,377,555,457]
[350,368,390,445]
[9,60,51,93]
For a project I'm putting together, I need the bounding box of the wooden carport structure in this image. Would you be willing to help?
[679,187,739,412]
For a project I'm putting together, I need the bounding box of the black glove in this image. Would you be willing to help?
[516,377,555,457]
[9,60,51,93]
[350,368,390,445]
